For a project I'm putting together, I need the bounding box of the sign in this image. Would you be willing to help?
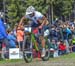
[9,48,20,59]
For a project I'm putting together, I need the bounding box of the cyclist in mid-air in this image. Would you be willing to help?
[19,6,49,57]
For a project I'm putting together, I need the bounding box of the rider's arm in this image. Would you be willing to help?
[19,16,25,25]
[41,16,49,26]
[38,16,49,28]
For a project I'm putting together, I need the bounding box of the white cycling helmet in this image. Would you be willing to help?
[26,6,35,15]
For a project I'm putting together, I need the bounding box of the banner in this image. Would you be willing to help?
[9,48,20,59]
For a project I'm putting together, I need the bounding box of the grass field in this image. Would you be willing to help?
[0,53,75,66]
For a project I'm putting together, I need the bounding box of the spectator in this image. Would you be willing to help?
[16,23,24,51]
[50,25,58,41]
[7,29,16,48]
[72,38,75,52]
[58,40,66,55]
[56,28,61,41]
[50,39,58,57]
[0,13,9,59]
[63,24,70,53]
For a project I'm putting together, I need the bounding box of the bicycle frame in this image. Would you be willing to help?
[31,33,39,51]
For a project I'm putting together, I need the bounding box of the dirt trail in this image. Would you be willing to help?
[0,59,75,66]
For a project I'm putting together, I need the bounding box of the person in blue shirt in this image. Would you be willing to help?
[50,25,58,41]
[0,18,7,39]
[0,12,9,58]
[7,29,16,48]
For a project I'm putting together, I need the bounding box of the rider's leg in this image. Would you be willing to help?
[39,26,49,57]
[41,37,45,48]
[40,36,46,57]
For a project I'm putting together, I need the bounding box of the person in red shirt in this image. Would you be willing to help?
[58,40,66,55]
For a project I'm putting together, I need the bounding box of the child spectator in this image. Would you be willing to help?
[7,29,16,48]
[58,40,66,55]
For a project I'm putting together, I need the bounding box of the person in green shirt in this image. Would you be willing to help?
[72,38,75,52]
[50,39,58,57]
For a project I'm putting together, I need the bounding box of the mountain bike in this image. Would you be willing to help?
[23,25,50,63]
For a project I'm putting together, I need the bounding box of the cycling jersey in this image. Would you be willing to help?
[25,11,43,27]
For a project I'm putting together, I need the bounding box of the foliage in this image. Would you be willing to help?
[0,0,74,27]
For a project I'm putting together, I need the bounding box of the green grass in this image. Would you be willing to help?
[0,59,23,64]
[49,53,75,62]
[59,52,75,59]
[0,53,75,64]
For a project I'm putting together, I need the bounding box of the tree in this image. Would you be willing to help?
[6,0,26,27]
[5,0,74,28]
[0,0,3,11]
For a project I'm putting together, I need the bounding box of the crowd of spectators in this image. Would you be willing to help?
[0,15,75,59]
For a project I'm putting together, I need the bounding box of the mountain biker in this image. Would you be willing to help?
[19,6,49,57]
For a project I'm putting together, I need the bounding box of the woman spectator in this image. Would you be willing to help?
[16,23,24,51]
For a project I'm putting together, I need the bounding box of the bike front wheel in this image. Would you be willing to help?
[23,36,33,63]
